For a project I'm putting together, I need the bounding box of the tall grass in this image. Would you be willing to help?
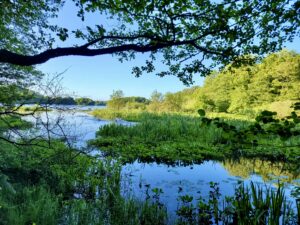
[0,154,168,225]
[0,186,60,225]
[90,113,228,164]
[176,182,299,225]
[97,113,223,143]
[1,136,299,224]
[90,111,300,164]
[91,108,146,121]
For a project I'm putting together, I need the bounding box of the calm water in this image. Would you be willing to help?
[24,106,300,214]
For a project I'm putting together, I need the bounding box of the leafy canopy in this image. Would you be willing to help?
[142,50,300,115]
[0,0,299,84]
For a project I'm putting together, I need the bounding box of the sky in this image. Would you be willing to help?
[36,2,300,101]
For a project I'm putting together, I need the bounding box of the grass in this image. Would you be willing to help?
[90,112,226,164]
[176,182,299,225]
[91,108,255,122]
[1,109,299,224]
[91,108,147,121]
[0,138,168,225]
[90,110,300,165]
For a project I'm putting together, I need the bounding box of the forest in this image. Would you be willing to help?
[103,50,300,117]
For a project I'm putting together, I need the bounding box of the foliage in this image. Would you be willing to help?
[1,1,299,83]
[0,63,47,145]
[0,186,60,225]
[0,64,43,106]
[143,50,300,115]
[150,90,164,103]
[52,96,77,105]
[75,97,106,106]
[197,108,300,160]
[95,51,300,116]
[176,182,299,225]
[1,131,299,224]
[1,1,300,224]
[90,110,300,165]
[91,108,145,121]
[25,95,106,106]
[0,0,62,53]
[107,90,149,111]
[148,90,164,112]
[110,90,125,100]
[0,138,168,225]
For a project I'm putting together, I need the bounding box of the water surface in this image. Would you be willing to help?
[24,107,300,213]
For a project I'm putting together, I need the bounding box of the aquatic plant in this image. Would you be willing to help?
[90,110,300,165]
[176,182,299,225]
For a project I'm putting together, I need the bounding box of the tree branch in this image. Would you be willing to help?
[0,36,225,66]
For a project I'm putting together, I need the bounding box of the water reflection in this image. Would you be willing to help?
[22,108,300,214]
[121,158,300,214]
[223,158,300,185]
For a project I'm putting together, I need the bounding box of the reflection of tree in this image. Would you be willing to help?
[222,158,300,185]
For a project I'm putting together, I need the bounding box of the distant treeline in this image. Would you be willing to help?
[107,92,150,110]
[25,95,106,106]
[107,50,300,117]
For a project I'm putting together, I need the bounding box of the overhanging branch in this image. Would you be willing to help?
[0,36,224,66]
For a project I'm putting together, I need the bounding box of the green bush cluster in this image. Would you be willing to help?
[0,138,169,225]
[102,51,300,119]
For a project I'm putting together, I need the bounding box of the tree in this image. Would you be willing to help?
[107,90,125,110]
[162,92,184,112]
[0,64,43,107]
[110,90,124,100]
[75,97,95,105]
[150,90,164,103]
[174,50,300,114]
[0,63,49,146]
[53,96,77,105]
[0,0,299,84]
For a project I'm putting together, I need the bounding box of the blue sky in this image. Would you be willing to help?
[36,2,300,101]
[37,53,202,100]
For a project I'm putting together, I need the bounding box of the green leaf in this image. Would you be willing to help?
[197,109,206,117]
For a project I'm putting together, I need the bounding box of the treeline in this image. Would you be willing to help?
[187,50,300,115]
[107,50,300,116]
[106,90,149,110]
[25,95,106,106]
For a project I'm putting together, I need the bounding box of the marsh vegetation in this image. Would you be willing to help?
[1,51,300,224]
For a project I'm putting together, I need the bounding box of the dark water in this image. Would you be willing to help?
[23,107,300,213]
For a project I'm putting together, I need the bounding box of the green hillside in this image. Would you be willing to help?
[149,50,300,117]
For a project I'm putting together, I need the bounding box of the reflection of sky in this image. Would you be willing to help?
[24,109,300,216]
[23,106,110,148]
[121,161,299,216]
[36,1,300,100]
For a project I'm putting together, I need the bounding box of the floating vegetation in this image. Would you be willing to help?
[90,110,300,165]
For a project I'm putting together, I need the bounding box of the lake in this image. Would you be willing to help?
[23,106,300,215]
